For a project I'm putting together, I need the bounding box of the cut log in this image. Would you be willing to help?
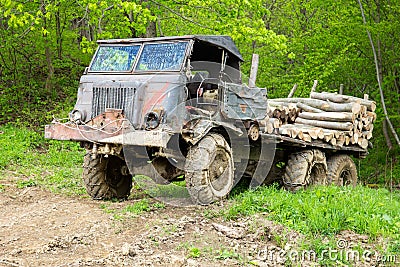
[266,122,274,134]
[324,132,334,142]
[278,127,291,136]
[272,98,361,113]
[366,111,377,122]
[330,137,337,146]
[358,137,369,149]
[345,136,351,146]
[296,102,323,113]
[336,134,345,147]
[302,133,312,142]
[298,111,355,122]
[310,92,376,112]
[363,130,373,140]
[295,117,353,131]
[269,118,281,128]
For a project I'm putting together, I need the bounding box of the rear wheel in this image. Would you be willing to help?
[185,133,234,205]
[283,149,327,191]
[326,154,357,186]
[83,154,132,200]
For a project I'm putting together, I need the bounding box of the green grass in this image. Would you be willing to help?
[188,247,201,258]
[0,124,86,195]
[226,185,400,238]
[123,199,151,214]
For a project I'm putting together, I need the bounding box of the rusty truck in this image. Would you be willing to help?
[45,35,373,204]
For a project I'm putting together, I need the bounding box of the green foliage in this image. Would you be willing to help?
[226,185,400,238]
[188,247,201,258]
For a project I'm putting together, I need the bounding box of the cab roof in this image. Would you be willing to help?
[97,35,244,62]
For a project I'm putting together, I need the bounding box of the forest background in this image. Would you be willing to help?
[0,0,399,185]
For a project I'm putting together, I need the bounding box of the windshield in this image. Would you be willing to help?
[135,42,188,71]
[90,45,140,72]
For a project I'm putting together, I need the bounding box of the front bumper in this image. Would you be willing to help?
[44,109,171,148]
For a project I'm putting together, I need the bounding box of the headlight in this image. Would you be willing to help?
[70,109,85,123]
[144,111,160,130]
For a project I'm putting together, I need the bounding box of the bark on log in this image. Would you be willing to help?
[295,117,353,131]
[296,102,323,113]
[298,111,355,122]
[272,98,361,113]
[310,92,376,112]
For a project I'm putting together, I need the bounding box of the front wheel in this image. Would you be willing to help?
[83,154,132,200]
[185,133,234,205]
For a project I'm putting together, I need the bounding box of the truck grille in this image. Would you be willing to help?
[92,86,135,119]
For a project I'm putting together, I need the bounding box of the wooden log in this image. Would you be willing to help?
[272,98,361,113]
[295,117,353,131]
[258,115,270,127]
[363,122,374,131]
[266,121,274,134]
[288,84,298,98]
[358,137,369,149]
[330,137,337,146]
[310,92,376,112]
[310,80,318,93]
[336,134,345,147]
[303,133,312,142]
[324,132,334,142]
[296,102,323,113]
[269,118,281,128]
[363,130,373,140]
[345,136,351,146]
[278,127,291,136]
[298,111,355,122]
[249,54,259,88]
[288,108,299,123]
[366,111,377,122]
[282,123,325,140]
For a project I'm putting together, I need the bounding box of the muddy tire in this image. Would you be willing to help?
[185,133,234,205]
[83,154,132,200]
[283,149,327,191]
[327,154,357,186]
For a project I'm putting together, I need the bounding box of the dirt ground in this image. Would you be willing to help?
[0,176,394,267]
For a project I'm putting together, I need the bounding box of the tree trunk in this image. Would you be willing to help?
[42,1,54,92]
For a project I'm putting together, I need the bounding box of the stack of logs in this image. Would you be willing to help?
[262,92,377,149]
